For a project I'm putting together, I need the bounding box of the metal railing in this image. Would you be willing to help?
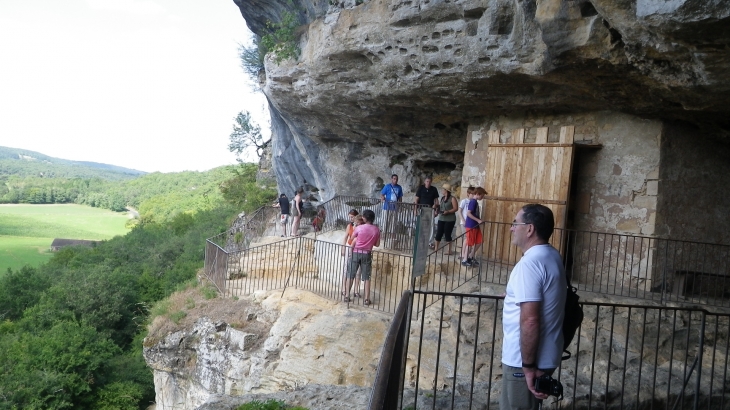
[206,208,730,309]
[206,206,280,253]
[211,196,430,253]
[244,205,281,242]
[412,227,480,313]
[309,195,430,253]
[207,236,414,314]
[206,221,730,311]
[422,221,730,308]
[204,239,228,292]
[376,290,730,410]
[369,291,412,410]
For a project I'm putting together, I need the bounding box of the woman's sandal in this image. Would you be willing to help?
[343,296,351,303]
[354,292,361,298]
[364,299,371,306]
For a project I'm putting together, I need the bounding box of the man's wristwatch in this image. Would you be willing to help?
[522,362,537,369]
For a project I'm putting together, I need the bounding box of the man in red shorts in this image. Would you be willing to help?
[461,187,486,267]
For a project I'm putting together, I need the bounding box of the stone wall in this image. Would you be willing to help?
[462,111,662,236]
[657,122,730,245]
[571,112,662,235]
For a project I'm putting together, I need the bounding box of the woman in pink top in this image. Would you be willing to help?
[344,209,380,306]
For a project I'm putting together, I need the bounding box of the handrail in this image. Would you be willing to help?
[393,290,729,410]
[369,290,412,410]
[205,196,730,309]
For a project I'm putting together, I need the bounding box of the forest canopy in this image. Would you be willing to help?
[0,160,277,409]
[0,161,245,220]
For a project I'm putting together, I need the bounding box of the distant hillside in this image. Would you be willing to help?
[0,146,146,180]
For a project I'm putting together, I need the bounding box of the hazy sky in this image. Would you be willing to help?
[0,0,269,173]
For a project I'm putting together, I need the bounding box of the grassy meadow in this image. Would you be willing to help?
[0,204,130,274]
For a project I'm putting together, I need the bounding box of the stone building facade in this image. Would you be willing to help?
[461,110,730,293]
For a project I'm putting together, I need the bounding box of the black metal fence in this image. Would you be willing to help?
[206,206,280,253]
[376,290,730,410]
[206,236,414,314]
[204,238,228,292]
[310,195,430,253]
[206,198,730,309]
[426,221,730,308]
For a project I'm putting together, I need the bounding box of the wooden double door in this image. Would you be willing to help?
[481,126,575,264]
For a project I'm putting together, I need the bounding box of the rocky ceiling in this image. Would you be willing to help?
[234,0,730,199]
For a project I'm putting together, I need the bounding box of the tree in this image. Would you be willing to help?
[238,35,266,80]
[229,111,269,160]
[220,163,277,212]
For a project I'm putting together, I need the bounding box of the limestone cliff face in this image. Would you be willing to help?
[144,288,389,410]
[234,0,730,199]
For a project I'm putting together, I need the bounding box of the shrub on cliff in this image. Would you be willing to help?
[260,11,300,64]
[237,399,309,410]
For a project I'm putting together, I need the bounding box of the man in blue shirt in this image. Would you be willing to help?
[380,174,403,246]
[380,174,403,210]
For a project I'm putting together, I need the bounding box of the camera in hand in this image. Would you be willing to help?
[534,374,563,400]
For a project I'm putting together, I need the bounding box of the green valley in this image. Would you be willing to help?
[0,204,130,274]
[0,152,277,409]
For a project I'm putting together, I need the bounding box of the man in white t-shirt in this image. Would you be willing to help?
[501,204,566,410]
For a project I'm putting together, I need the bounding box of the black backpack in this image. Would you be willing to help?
[561,281,583,361]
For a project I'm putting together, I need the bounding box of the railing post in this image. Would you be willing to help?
[694,311,706,410]
[661,238,670,306]
[295,236,302,289]
[368,290,412,410]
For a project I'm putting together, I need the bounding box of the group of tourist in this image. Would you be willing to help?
[273,188,304,237]
[379,175,570,409]
[344,197,567,410]
[340,208,379,306]
[410,176,489,267]
[274,177,567,410]
[275,176,489,295]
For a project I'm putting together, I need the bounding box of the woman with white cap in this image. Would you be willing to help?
[433,183,459,255]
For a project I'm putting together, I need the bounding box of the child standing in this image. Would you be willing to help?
[458,186,476,237]
[461,187,486,267]
[341,210,359,295]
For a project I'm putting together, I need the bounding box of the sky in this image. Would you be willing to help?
[0,0,269,173]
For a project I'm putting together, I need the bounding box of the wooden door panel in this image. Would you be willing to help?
[482,126,575,265]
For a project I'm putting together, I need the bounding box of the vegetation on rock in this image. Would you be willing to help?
[260,11,300,64]
[237,399,309,410]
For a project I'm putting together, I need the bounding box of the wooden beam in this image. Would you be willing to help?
[485,195,567,206]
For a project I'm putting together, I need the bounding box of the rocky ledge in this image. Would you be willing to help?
[143,286,389,410]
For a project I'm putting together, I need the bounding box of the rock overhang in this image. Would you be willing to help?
[234,0,730,197]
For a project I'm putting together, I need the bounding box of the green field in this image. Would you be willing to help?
[0,204,130,273]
